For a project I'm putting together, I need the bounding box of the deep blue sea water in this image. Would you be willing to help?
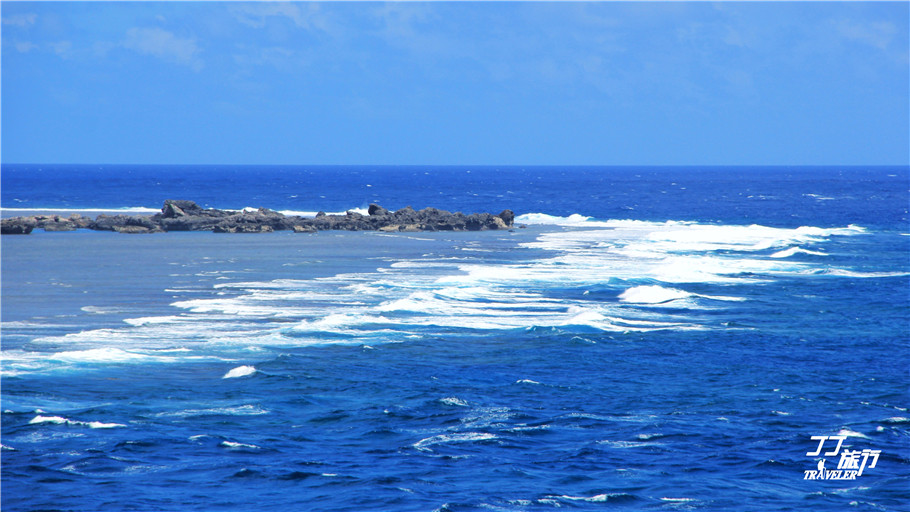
[1,165,908,511]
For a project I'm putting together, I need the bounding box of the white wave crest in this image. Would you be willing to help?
[277,207,370,217]
[222,365,257,379]
[770,247,828,258]
[817,269,910,278]
[618,285,691,304]
[837,428,871,439]
[439,397,470,407]
[543,494,616,503]
[515,212,592,225]
[123,315,186,326]
[413,432,497,451]
[48,348,167,364]
[156,404,268,418]
[220,441,260,449]
[29,415,125,429]
[81,306,126,314]
[795,224,867,236]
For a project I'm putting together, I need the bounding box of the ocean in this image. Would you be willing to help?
[1,164,908,511]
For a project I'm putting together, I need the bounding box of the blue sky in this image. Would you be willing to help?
[2,1,907,165]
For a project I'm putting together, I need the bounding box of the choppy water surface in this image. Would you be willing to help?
[2,166,908,511]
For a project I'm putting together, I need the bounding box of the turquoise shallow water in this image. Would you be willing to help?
[2,166,908,511]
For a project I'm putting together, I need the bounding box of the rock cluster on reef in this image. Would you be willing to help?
[1,200,516,235]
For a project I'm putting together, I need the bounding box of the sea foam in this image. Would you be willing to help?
[413,432,497,451]
[618,285,691,304]
[222,365,257,379]
[29,415,126,429]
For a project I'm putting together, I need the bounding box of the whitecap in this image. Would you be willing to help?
[276,207,369,217]
[86,421,127,429]
[837,428,871,439]
[618,285,691,304]
[413,432,497,451]
[636,433,664,440]
[596,440,655,448]
[515,379,541,385]
[81,306,125,314]
[804,194,836,201]
[29,415,126,428]
[544,494,615,502]
[47,348,168,364]
[506,424,550,432]
[770,247,828,258]
[818,269,910,278]
[795,224,867,236]
[123,315,186,326]
[220,441,260,449]
[222,365,257,379]
[157,404,268,418]
[514,212,592,225]
[28,415,68,425]
[438,397,469,407]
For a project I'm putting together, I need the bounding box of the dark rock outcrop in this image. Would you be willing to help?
[152,200,233,231]
[368,204,390,216]
[1,217,37,234]
[1,200,515,235]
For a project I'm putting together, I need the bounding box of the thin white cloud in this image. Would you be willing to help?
[15,41,38,53]
[833,19,897,50]
[122,27,203,71]
[233,45,301,72]
[2,13,37,27]
[50,41,73,58]
[230,2,330,32]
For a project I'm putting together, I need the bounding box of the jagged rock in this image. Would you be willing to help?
[1,217,37,234]
[214,224,274,233]
[393,206,418,224]
[498,209,514,227]
[368,204,390,216]
[162,201,186,218]
[68,214,93,229]
[91,214,160,232]
[152,200,233,231]
[90,214,133,231]
[161,199,207,218]
[465,213,487,231]
[1,200,516,235]
[42,221,77,232]
[32,215,77,231]
[313,210,373,231]
[114,225,162,234]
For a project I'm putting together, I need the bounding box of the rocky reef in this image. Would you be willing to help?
[1,200,515,235]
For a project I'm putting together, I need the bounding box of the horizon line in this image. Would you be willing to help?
[2,162,908,168]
